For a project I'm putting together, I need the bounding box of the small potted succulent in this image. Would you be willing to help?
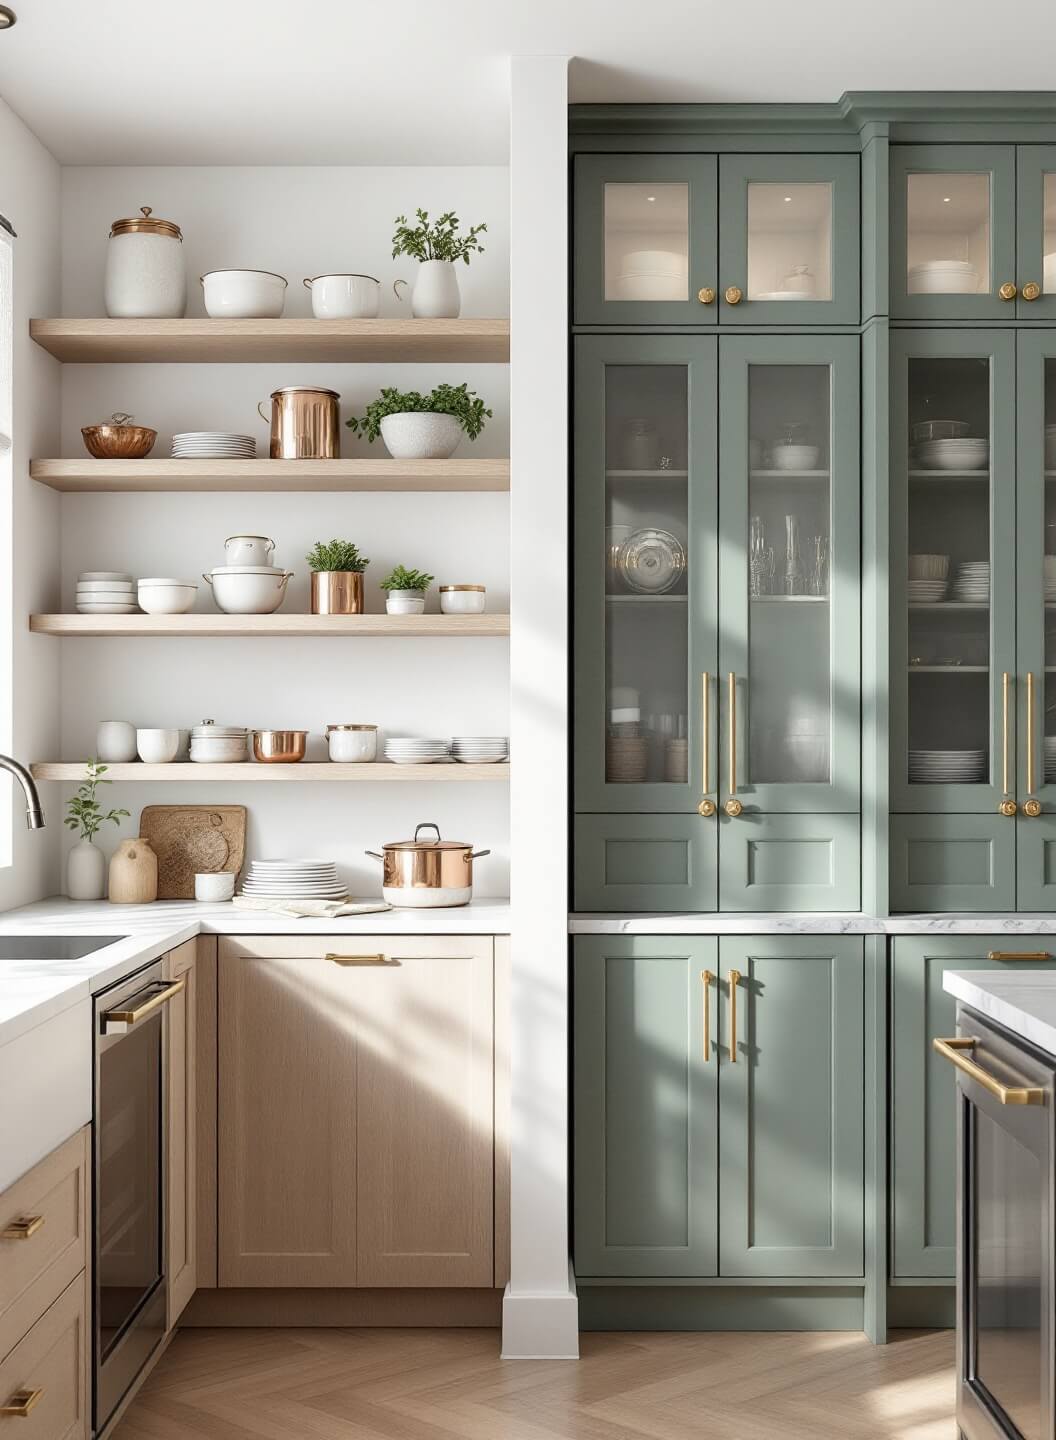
[64,761,130,900]
[306,538,370,615]
[380,564,435,616]
[346,383,491,460]
[391,208,487,318]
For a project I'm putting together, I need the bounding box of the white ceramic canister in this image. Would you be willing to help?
[384,589,426,616]
[96,719,138,763]
[224,534,276,567]
[303,273,380,319]
[104,206,186,319]
[195,871,235,902]
[393,258,461,319]
[439,584,486,615]
[325,724,378,763]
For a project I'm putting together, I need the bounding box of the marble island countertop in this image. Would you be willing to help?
[944,969,1056,1057]
[569,912,1056,935]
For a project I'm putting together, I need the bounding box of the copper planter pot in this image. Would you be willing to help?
[311,571,364,615]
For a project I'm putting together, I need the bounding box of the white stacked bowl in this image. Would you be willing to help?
[614,249,687,302]
[77,573,137,614]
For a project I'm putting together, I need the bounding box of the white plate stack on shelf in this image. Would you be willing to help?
[1044,555,1056,604]
[76,572,138,614]
[907,553,949,603]
[451,737,508,764]
[915,436,989,471]
[383,737,451,765]
[171,432,256,459]
[907,259,979,295]
[613,249,688,302]
[909,749,987,784]
[951,561,990,603]
[1044,735,1056,783]
[240,859,347,900]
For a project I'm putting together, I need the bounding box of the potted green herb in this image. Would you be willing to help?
[306,538,370,615]
[391,208,487,318]
[346,383,492,460]
[64,760,130,900]
[380,564,435,616]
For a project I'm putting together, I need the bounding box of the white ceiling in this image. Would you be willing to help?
[2,0,1056,166]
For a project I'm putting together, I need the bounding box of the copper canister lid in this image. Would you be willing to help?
[110,206,182,240]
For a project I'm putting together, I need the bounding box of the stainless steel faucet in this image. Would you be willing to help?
[0,754,45,829]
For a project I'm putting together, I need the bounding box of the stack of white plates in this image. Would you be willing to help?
[171,432,256,459]
[451,737,508,764]
[240,858,347,899]
[1044,735,1056,783]
[907,578,948,602]
[909,749,987,783]
[614,249,688,302]
[1045,423,1056,470]
[384,738,451,765]
[915,437,989,471]
[951,561,990,603]
[76,572,137,614]
[907,260,980,295]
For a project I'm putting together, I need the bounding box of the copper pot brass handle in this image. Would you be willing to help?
[470,849,491,859]
[257,401,270,424]
[933,1036,1045,1105]
[365,850,384,861]
[414,822,442,843]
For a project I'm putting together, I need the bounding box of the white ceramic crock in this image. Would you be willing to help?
[136,579,197,615]
[385,589,426,615]
[104,207,186,318]
[96,720,138,763]
[325,725,378,763]
[203,566,292,614]
[136,728,180,764]
[195,872,235,902]
[393,258,461,318]
[303,273,380,319]
[201,269,288,319]
[224,535,275,567]
[439,585,486,615]
[379,411,462,460]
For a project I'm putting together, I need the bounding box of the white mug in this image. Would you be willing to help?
[97,719,137,763]
[224,534,275,566]
[195,871,235,902]
[303,273,380,320]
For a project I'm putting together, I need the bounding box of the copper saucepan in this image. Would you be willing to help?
[366,822,489,908]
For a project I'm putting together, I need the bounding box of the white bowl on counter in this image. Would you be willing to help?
[195,872,235,902]
[439,584,486,614]
[137,578,198,614]
[203,565,292,614]
[136,727,180,764]
[200,269,288,319]
[326,724,378,763]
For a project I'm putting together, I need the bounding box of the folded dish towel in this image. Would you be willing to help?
[231,896,392,919]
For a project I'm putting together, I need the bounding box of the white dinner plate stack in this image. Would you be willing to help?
[907,259,980,295]
[451,737,509,764]
[1046,424,1056,471]
[613,249,688,302]
[384,737,451,765]
[907,578,947,603]
[240,859,347,899]
[909,749,987,784]
[76,571,138,614]
[171,432,256,459]
[915,437,989,471]
[1045,736,1056,783]
[951,561,990,603]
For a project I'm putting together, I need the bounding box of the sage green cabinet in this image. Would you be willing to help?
[890,935,1056,1279]
[574,814,717,913]
[575,935,864,1280]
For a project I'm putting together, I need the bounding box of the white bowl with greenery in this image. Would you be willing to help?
[347,383,492,461]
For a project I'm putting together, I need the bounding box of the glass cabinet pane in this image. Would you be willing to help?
[747,183,833,303]
[1044,174,1056,294]
[1044,361,1056,781]
[604,183,689,303]
[604,365,689,784]
[746,364,831,785]
[906,172,990,296]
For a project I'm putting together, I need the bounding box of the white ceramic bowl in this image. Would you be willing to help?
[303,273,380,319]
[907,263,979,295]
[439,586,486,614]
[325,725,378,763]
[200,269,288,319]
[137,579,198,614]
[96,720,137,763]
[194,872,235,902]
[771,443,820,471]
[203,566,292,614]
[379,411,462,460]
[385,590,426,615]
[619,249,688,279]
[136,727,180,764]
[189,736,248,763]
[76,578,134,593]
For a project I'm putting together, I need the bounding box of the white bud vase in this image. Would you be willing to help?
[396,259,461,319]
[67,838,106,900]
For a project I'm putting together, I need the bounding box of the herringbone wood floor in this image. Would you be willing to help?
[113,1327,956,1439]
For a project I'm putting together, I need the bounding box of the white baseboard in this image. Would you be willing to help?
[501,1269,579,1358]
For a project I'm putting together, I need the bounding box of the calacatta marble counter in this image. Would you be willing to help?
[943,970,1056,1057]
[569,912,1056,935]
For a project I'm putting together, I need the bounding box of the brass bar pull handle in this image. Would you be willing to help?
[0,1389,44,1417]
[724,672,743,816]
[1025,671,1042,815]
[987,950,1054,962]
[728,968,741,1064]
[102,978,185,1033]
[999,672,1017,816]
[933,1036,1046,1106]
[1,1215,44,1241]
[698,673,715,816]
[326,953,401,967]
[701,970,713,1061]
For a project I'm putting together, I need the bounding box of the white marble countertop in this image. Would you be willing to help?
[0,896,512,1044]
[944,970,1056,1057]
[569,912,1056,935]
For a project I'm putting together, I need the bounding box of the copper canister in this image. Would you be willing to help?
[258,386,339,459]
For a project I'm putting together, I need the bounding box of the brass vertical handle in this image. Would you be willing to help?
[724,672,743,816]
[1025,671,1043,815]
[701,970,713,1061]
[698,673,715,816]
[728,969,741,1063]
[999,672,1018,816]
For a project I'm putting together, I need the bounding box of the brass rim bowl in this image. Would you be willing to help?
[81,424,157,459]
[252,729,307,763]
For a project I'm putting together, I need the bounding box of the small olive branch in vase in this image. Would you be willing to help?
[391,209,487,264]
[380,565,435,593]
[64,760,129,843]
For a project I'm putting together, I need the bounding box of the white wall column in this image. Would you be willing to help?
[504,53,578,1359]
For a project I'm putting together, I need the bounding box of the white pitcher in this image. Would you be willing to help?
[225,534,275,566]
[394,259,461,319]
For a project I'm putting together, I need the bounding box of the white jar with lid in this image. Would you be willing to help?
[104,206,186,318]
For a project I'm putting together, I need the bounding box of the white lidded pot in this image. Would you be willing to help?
[104,206,186,319]
[303,273,380,319]
[325,724,378,763]
[439,584,486,615]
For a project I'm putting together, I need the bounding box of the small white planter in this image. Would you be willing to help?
[379,411,463,460]
[385,589,426,615]
[394,258,461,318]
[67,838,106,900]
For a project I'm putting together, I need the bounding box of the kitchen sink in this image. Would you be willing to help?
[0,935,126,960]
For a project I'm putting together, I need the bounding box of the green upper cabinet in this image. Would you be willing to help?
[717,154,860,326]
[1015,146,1056,320]
[573,153,719,326]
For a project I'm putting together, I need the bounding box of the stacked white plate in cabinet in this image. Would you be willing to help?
[909,749,987,783]
[240,858,347,899]
[77,572,137,614]
[451,737,509,764]
[384,738,451,765]
[907,579,947,602]
[915,437,989,471]
[171,432,256,458]
[1044,736,1056,782]
[951,561,990,602]
[907,260,980,295]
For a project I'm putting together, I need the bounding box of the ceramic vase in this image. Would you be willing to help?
[108,838,159,904]
[379,411,462,459]
[385,589,426,616]
[396,259,461,318]
[67,838,106,900]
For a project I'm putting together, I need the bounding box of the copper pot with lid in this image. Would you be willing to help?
[365,822,490,908]
[257,386,340,459]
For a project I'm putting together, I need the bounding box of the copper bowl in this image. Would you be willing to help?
[81,414,157,459]
[252,729,307,763]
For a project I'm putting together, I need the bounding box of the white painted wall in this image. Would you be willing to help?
[54,166,510,893]
[0,96,61,908]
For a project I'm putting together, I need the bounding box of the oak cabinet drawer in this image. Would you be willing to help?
[0,1274,87,1439]
[0,1131,88,1364]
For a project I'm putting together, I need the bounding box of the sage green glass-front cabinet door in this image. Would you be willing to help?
[718,153,860,326]
[573,154,719,326]
[891,936,1056,1279]
[718,936,864,1278]
[1016,146,1056,321]
[890,145,1017,320]
[574,936,719,1278]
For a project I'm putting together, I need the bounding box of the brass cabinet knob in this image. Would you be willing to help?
[698,797,716,817]
[1022,281,1042,302]
[999,798,1018,817]
[1024,797,1043,817]
[697,287,716,305]
[724,285,743,306]
[724,797,743,817]
[999,281,1018,301]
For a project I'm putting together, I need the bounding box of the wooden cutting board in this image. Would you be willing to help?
[139,804,247,900]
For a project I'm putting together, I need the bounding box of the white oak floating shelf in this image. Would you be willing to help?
[29,317,510,364]
[31,763,509,783]
[30,458,511,494]
[29,614,510,637]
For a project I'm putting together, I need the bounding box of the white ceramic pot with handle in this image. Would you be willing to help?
[303,273,380,319]
[203,566,293,614]
[224,535,276,566]
[393,259,461,319]
[201,269,287,319]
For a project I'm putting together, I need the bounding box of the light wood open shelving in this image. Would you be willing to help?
[30,458,511,494]
[29,317,510,364]
[30,762,509,783]
[30,613,509,637]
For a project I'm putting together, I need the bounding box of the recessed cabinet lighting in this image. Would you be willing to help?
[0,7,16,28]
[784,195,792,203]
[647,195,656,202]
[943,196,951,203]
